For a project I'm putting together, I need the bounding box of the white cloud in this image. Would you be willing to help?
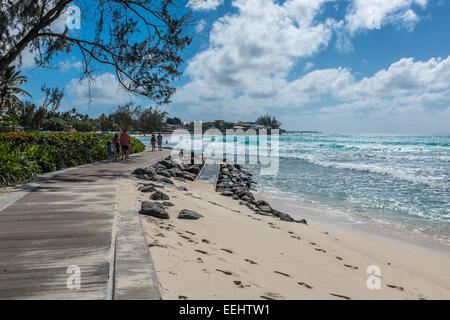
[175,0,337,108]
[345,0,428,34]
[58,59,83,72]
[187,0,223,11]
[303,62,314,72]
[337,55,450,100]
[196,19,206,33]
[65,73,135,105]
[15,46,36,68]
[173,0,448,132]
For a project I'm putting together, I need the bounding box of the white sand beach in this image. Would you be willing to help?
[117,175,450,300]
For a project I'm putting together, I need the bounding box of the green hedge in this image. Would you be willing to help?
[0,132,145,186]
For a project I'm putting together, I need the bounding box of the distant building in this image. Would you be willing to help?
[233,121,270,131]
[168,124,183,131]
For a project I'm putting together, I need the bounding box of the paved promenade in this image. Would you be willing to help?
[0,149,169,299]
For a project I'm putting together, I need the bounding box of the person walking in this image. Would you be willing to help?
[120,129,131,160]
[157,132,163,151]
[150,134,156,151]
[113,134,120,160]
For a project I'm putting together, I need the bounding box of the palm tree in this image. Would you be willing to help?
[0,66,32,116]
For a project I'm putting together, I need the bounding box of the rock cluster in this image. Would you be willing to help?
[132,156,202,183]
[216,163,307,224]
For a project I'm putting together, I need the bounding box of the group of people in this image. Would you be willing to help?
[150,133,164,152]
[106,130,165,161]
[107,129,131,161]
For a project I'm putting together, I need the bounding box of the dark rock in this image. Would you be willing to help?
[183,173,195,181]
[139,185,156,193]
[174,177,186,182]
[232,195,239,200]
[160,159,175,169]
[173,170,185,177]
[140,201,169,219]
[278,212,295,222]
[153,163,167,171]
[185,165,201,174]
[176,186,188,191]
[139,182,164,189]
[158,170,172,178]
[296,219,308,225]
[150,191,170,200]
[178,209,203,220]
[217,182,233,188]
[132,168,154,176]
[221,191,234,197]
[258,205,273,213]
[162,201,174,207]
[255,200,271,207]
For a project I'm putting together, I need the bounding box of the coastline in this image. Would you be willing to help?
[254,190,450,260]
[118,164,450,300]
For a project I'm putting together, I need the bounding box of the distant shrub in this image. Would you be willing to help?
[0,132,145,186]
[41,117,70,131]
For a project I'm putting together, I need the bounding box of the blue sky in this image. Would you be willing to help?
[19,0,450,134]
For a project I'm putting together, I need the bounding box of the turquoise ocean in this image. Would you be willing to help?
[137,133,450,254]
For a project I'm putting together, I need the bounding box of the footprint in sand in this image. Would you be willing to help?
[310,242,316,246]
[274,271,291,277]
[202,239,210,243]
[330,293,351,300]
[195,249,208,255]
[315,248,326,253]
[344,264,358,270]
[221,248,234,254]
[216,269,233,276]
[260,295,276,300]
[298,282,313,289]
[185,230,196,235]
[335,256,343,260]
[245,259,258,265]
[196,257,203,263]
[148,240,167,248]
[178,295,188,300]
[386,284,404,291]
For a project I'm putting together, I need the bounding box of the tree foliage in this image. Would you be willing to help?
[0,66,31,116]
[256,114,281,129]
[0,0,193,104]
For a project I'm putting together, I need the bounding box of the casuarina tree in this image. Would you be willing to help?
[0,0,193,105]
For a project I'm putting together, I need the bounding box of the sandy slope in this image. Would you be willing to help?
[118,176,450,300]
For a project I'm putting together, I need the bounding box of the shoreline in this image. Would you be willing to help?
[122,157,450,299]
[254,190,450,260]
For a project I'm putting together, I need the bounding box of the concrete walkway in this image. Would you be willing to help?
[0,149,169,299]
[197,158,220,184]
